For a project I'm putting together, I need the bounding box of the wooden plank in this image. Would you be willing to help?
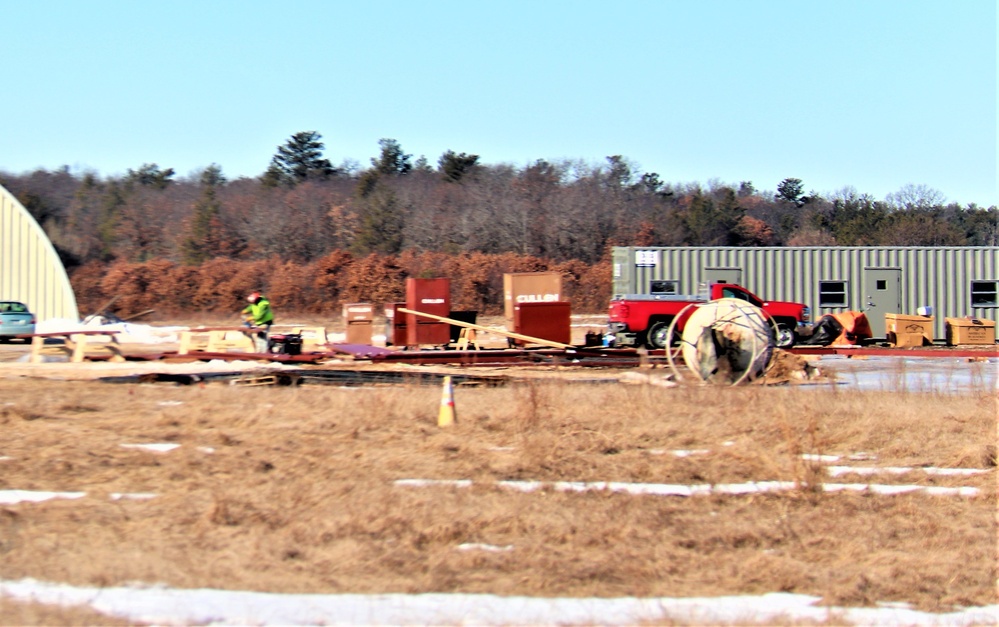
[20,330,122,339]
[397,308,573,349]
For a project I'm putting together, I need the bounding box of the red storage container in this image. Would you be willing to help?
[384,303,407,347]
[406,278,451,346]
[513,301,571,346]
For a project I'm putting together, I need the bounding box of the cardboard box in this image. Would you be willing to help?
[885,313,934,347]
[890,332,927,348]
[945,317,996,346]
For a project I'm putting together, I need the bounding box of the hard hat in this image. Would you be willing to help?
[247,292,260,302]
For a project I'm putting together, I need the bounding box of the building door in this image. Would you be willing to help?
[863,268,901,338]
[703,267,742,286]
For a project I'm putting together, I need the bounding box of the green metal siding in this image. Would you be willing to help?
[613,246,999,340]
[0,184,79,322]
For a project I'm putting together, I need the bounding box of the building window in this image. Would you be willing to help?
[970,280,998,307]
[819,280,849,307]
[650,280,678,295]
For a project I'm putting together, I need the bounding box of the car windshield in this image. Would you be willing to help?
[0,302,28,313]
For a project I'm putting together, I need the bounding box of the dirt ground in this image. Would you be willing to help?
[0,318,996,625]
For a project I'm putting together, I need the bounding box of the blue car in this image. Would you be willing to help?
[0,301,36,342]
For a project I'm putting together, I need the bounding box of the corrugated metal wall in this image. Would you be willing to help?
[612,246,999,339]
[0,184,79,322]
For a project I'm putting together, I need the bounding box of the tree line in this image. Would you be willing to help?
[2,131,996,315]
[4,131,996,268]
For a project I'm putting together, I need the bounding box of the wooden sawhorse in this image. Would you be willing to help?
[24,330,125,364]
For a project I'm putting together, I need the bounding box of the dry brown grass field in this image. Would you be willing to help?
[0,358,996,625]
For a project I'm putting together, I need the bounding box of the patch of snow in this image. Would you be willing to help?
[647,448,711,458]
[802,454,841,462]
[395,479,473,489]
[848,452,878,461]
[671,449,711,458]
[827,466,988,477]
[35,320,185,344]
[0,579,995,626]
[396,479,981,498]
[120,443,181,453]
[110,493,157,501]
[822,483,981,497]
[456,543,514,553]
[0,491,86,505]
[34,318,87,334]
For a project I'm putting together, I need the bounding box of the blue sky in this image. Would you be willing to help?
[2,1,995,206]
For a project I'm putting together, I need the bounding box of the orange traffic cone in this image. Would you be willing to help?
[438,375,456,427]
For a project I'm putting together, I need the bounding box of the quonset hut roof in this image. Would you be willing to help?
[0,182,79,322]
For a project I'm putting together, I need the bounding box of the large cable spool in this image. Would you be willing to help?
[666,298,775,385]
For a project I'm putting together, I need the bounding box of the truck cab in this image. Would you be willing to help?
[712,284,812,348]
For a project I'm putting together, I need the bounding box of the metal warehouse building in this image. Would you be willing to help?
[0,183,79,322]
[612,246,999,339]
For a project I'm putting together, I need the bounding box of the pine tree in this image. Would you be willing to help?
[263,131,336,186]
[437,150,479,182]
[371,138,412,176]
[775,178,807,206]
[125,163,175,190]
[181,165,227,264]
[351,172,404,254]
[97,183,125,261]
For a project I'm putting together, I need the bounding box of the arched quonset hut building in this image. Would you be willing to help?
[0,183,79,322]
[611,246,999,340]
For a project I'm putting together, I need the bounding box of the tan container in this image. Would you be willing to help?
[343,303,374,323]
[884,313,933,347]
[503,272,562,322]
[345,321,373,345]
[343,303,374,345]
[945,317,996,346]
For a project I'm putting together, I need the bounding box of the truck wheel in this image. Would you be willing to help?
[647,321,675,349]
[774,323,795,348]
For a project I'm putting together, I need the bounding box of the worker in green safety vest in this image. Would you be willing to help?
[242,291,274,352]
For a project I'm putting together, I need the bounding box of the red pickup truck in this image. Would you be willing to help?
[607,283,811,349]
